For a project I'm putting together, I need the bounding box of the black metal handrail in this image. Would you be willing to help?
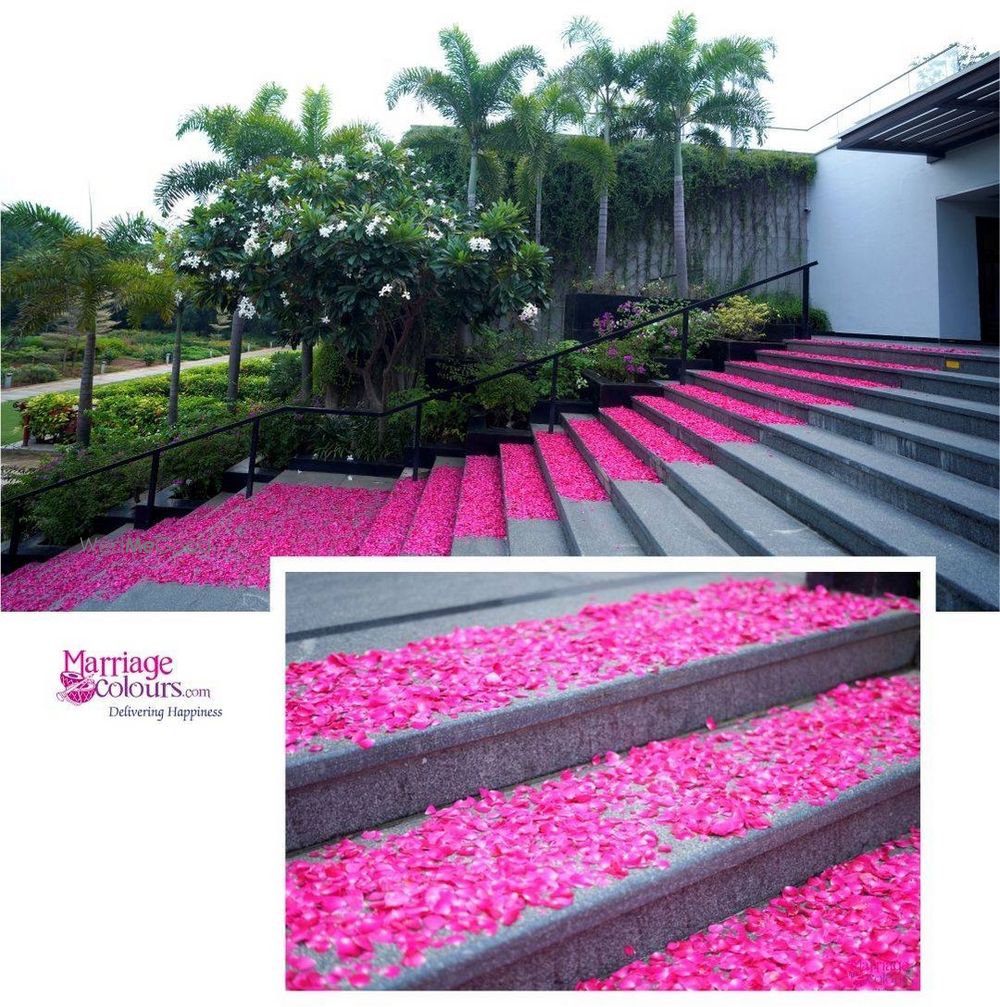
[3,261,817,559]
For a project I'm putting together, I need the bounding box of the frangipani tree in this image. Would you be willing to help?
[0,202,155,446]
[386,25,545,212]
[633,13,774,296]
[157,82,379,405]
[175,143,550,415]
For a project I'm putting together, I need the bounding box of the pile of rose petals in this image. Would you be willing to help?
[453,456,506,539]
[784,351,933,373]
[359,479,427,555]
[534,431,607,500]
[285,675,920,989]
[601,406,714,461]
[740,362,891,390]
[809,337,980,357]
[499,443,559,520]
[632,397,755,444]
[579,828,920,991]
[672,385,803,425]
[568,419,658,481]
[708,371,843,406]
[285,579,916,753]
[401,465,463,556]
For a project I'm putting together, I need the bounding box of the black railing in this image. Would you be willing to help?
[3,261,817,560]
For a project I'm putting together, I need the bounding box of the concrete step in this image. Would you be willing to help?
[451,456,509,556]
[285,673,920,990]
[727,361,1000,439]
[560,414,735,556]
[634,397,999,610]
[687,371,999,488]
[74,581,269,611]
[530,425,644,557]
[602,407,842,557]
[786,338,1000,377]
[660,384,999,552]
[756,349,999,405]
[498,442,570,555]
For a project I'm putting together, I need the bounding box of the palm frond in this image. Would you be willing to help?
[154,160,232,212]
[300,85,332,155]
[249,82,289,117]
[1,201,82,240]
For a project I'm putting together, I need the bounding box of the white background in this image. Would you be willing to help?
[1,554,998,1004]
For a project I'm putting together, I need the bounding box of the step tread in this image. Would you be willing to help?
[506,518,570,555]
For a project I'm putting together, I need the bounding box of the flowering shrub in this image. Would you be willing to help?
[17,392,78,442]
[176,142,551,414]
[712,294,772,340]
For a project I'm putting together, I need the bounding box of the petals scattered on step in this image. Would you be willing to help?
[740,362,891,389]
[578,829,920,991]
[785,350,934,373]
[568,419,658,481]
[358,478,426,555]
[400,465,462,556]
[810,338,980,357]
[633,396,755,444]
[453,456,506,538]
[601,406,715,461]
[499,442,559,520]
[534,430,607,500]
[708,371,842,405]
[286,579,917,753]
[285,675,920,989]
[672,384,804,425]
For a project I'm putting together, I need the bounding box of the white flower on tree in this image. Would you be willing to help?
[518,303,540,324]
[290,158,303,170]
[321,315,330,324]
[271,240,289,257]
[209,217,224,227]
[356,171,371,181]
[243,234,261,254]
[280,292,290,306]
[146,261,159,274]
[267,175,289,192]
[220,268,240,282]
[378,283,394,297]
[468,236,492,253]
[174,289,184,306]
[237,297,257,320]
[331,154,346,168]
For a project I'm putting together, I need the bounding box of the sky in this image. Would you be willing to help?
[1,0,994,228]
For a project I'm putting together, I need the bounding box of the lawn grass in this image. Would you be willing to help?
[1,400,24,444]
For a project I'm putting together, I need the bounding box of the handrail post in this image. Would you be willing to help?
[411,400,422,481]
[246,416,261,499]
[548,355,559,433]
[143,449,160,530]
[801,265,811,339]
[9,501,23,561]
[679,309,690,385]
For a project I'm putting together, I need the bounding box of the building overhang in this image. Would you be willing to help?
[837,54,998,161]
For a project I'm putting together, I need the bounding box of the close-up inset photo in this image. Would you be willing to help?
[284,569,921,991]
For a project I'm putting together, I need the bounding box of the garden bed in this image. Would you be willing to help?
[583,368,663,408]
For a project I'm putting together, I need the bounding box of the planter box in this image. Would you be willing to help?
[659,357,715,380]
[529,398,594,424]
[762,322,804,341]
[289,455,404,479]
[706,339,788,368]
[564,292,694,341]
[583,368,661,408]
[465,426,533,455]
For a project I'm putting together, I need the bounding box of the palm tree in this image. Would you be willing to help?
[386,25,545,212]
[560,17,641,280]
[633,13,774,297]
[157,83,375,404]
[1,203,155,446]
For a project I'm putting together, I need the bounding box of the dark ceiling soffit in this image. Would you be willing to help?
[837,55,999,158]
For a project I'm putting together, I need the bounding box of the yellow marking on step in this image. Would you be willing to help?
[944,360,961,369]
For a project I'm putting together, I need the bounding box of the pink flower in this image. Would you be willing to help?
[499,443,558,520]
[534,431,606,501]
[454,456,506,538]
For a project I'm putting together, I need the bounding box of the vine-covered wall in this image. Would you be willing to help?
[406,129,817,343]
[536,142,816,341]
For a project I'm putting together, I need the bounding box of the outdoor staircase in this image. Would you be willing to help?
[284,575,921,990]
[3,337,997,612]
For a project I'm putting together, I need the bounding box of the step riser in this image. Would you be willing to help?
[660,389,998,552]
[688,374,999,488]
[757,351,999,404]
[432,771,920,989]
[285,618,918,849]
[726,363,999,438]
[786,340,1000,377]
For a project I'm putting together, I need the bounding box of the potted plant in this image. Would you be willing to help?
[703,295,787,366]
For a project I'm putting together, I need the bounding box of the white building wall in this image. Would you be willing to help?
[807,136,998,340]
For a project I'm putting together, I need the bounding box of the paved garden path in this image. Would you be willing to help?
[1,346,282,402]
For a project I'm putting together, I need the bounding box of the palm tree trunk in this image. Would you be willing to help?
[226,309,246,408]
[300,339,313,402]
[76,322,97,447]
[595,122,611,280]
[168,309,183,426]
[535,170,543,244]
[673,127,689,299]
[467,146,479,212]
